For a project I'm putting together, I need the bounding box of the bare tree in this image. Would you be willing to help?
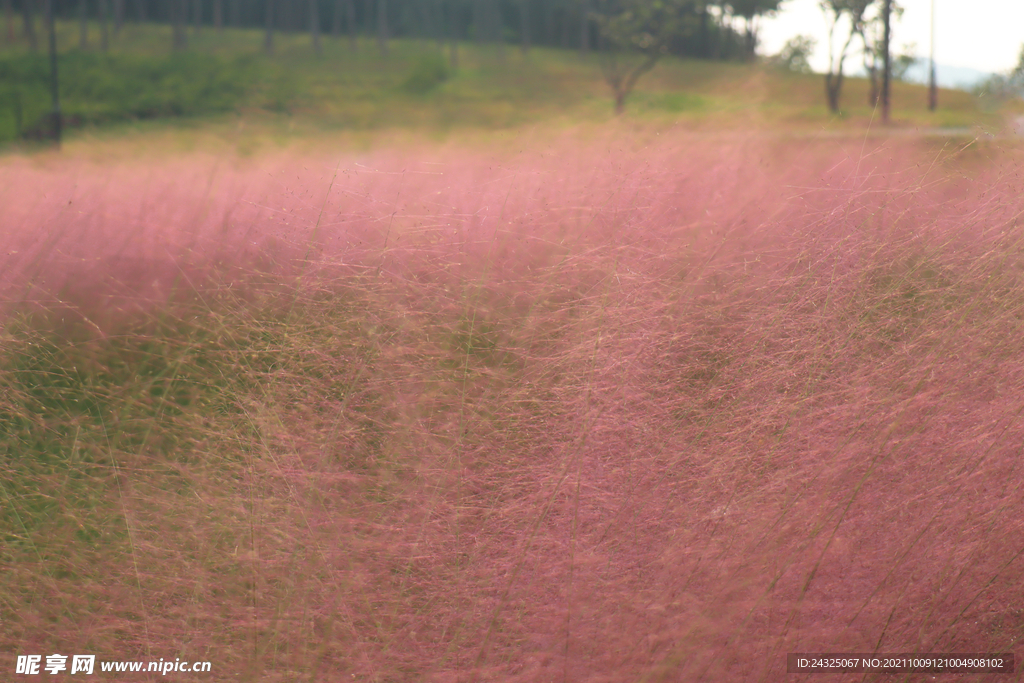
[310,0,321,55]
[22,0,38,51]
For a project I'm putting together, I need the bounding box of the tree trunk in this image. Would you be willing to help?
[376,0,387,56]
[310,0,321,55]
[231,0,240,26]
[192,0,201,33]
[493,0,504,63]
[113,0,123,36]
[868,66,878,106]
[264,0,273,54]
[698,2,708,58]
[579,0,589,55]
[543,0,551,45]
[78,0,87,48]
[172,0,186,49]
[615,91,625,115]
[214,0,222,31]
[136,0,145,24]
[347,0,356,50]
[519,0,528,53]
[99,0,109,50]
[4,0,13,45]
[448,1,458,70]
[22,0,37,51]
[332,0,340,36]
[881,0,891,123]
[824,72,842,113]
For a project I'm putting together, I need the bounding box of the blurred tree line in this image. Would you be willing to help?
[0,0,789,141]
[2,0,775,63]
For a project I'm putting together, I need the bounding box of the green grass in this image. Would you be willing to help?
[0,19,1010,148]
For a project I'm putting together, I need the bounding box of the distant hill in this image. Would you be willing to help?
[847,60,996,91]
[901,61,996,90]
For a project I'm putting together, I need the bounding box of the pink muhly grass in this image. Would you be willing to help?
[1,131,1023,681]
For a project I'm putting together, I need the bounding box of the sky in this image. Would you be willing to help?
[758,0,1024,76]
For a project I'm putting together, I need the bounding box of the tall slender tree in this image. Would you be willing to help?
[881,0,890,122]
[448,0,459,69]
[78,0,88,48]
[348,0,357,50]
[45,0,60,146]
[22,0,38,51]
[4,0,14,45]
[310,0,321,55]
[99,0,109,50]
[193,0,201,33]
[519,0,529,53]
[264,0,273,54]
[135,0,145,23]
[113,0,123,36]
[579,0,589,55]
[231,0,240,26]
[172,0,187,49]
[214,0,222,31]
[377,0,388,56]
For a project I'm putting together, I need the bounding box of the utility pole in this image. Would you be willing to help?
[881,0,891,123]
[45,0,60,147]
[928,0,937,111]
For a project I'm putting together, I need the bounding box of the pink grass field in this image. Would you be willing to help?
[3,127,1024,682]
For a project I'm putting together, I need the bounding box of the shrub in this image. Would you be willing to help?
[401,54,450,95]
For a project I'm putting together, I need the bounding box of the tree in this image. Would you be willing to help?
[79,0,88,48]
[214,0,223,32]
[593,0,697,114]
[310,0,321,56]
[172,0,187,49]
[519,0,529,53]
[113,0,123,36]
[4,0,13,45]
[728,0,783,59]
[99,0,109,50]
[775,34,815,73]
[377,0,388,56]
[22,0,38,51]
[264,0,273,54]
[579,0,590,55]
[820,0,871,113]
[881,0,890,122]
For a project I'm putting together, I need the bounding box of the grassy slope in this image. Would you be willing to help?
[0,19,1011,151]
